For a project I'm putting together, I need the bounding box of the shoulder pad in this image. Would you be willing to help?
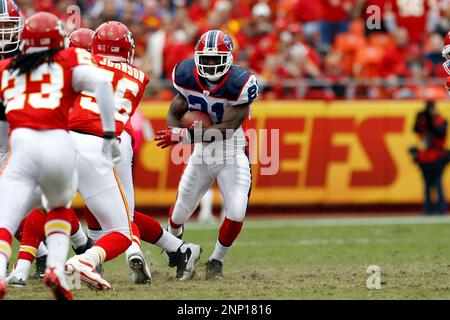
[212,65,253,101]
[173,58,202,92]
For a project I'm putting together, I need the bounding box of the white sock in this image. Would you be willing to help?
[155,229,184,252]
[168,224,183,238]
[14,259,31,277]
[199,189,214,219]
[71,223,88,249]
[209,240,230,262]
[45,233,70,269]
[125,241,142,258]
[88,229,103,243]
[82,247,105,267]
[0,254,8,279]
[36,242,48,258]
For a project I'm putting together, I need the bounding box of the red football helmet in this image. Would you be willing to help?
[443,31,450,61]
[194,30,234,82]
[92,21,135,64]
[69,28,94,52]
[0,0,23,54]
[20,12,65,54]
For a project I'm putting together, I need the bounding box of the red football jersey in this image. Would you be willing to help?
[0,47,93,131]
[390,0,435,43]
[69,55,149,137]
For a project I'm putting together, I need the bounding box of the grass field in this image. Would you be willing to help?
[5,215,450,300]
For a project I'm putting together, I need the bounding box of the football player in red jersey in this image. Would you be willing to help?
[68,27,95,51]
[156,30,259,280]
[443,31,450,94]
[65,21,202,288]
[0,0,22,172]
[0,12,118,300]
[6,23,202,288]
[5,28,97,288]
[0,0,52,281]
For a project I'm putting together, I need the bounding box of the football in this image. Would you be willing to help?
[180,111,213,128]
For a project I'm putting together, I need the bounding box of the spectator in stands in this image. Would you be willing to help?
[411,101,449,215]
[320,0,353,52]
[20,0,449,100]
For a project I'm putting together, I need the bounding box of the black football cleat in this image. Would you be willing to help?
[73,237,94,255]
[30,255,47,280]
[164,227,184,268]
[205,259,224,280]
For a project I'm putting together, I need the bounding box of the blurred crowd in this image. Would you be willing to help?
[16,0,450,100]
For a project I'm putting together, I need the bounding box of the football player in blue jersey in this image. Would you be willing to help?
[156,30,260,280]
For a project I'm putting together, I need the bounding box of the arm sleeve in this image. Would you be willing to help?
[0,119,9,154]
[72,64,116,134]
[230,75,260,107]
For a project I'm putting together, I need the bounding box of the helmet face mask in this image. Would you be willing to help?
[443,32,450,61]
[195,51,232,82]
[0,0,23,54]
[194,30,234,82]
[444,60,450,76]
[443,46,450,61]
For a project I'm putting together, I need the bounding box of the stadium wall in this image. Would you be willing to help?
[73,100,450,208]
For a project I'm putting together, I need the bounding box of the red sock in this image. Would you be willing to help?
[45,207,72,237]
[168,205,183,229]
[134,211,163,244]
[94,232,131,262]
[84,206,101,230]
[131,222,141,247]
[18,209,46,263]
[0,228,12,260]
[15,219,27,242]
[69,208,80,235]
[218,218,243,247]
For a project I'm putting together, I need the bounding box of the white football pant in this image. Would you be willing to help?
[171,148,252,225]
[70,131,131,240]
[0,128,78,234]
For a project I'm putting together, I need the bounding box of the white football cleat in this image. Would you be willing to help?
[176,243,202,281]
[127,252,152,285]
[6,267,28,288]
[65,255,111,291]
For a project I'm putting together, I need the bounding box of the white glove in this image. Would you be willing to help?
[102,137,122,165]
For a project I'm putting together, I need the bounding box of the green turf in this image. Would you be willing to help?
[5,216,450,300]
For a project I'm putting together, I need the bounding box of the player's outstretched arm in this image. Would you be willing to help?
[72,65,116,136]
[166,93,189,128]
[72,64,121,164]
[0,104,8,165]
